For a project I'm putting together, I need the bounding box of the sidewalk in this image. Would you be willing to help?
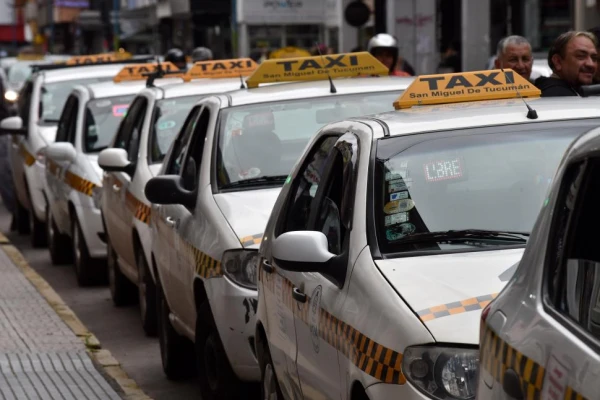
[0,241,122,400]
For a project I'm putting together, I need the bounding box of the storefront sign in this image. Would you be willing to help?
[238,0,326,24]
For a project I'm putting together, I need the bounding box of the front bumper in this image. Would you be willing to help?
[366,381,431,399]
[208,276,260,382]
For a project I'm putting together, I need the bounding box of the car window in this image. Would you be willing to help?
[113,97,147,165]
[149,95,198,164]
[180,107,210,192]
[165,105,203,176]
[84,95,135,153]
[373,119,600,254]
[39,78,107,124]
[17,80,33,124]
[277,136,339,235]
[216,92,399,189]
[546,160,600,339]
[55,95,77,143]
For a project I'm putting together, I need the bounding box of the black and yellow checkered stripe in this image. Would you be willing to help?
[481,326,586,400]
[125,190,151,224]
[240,233,263,247]
[260,269,406,385]
[64,170,96,196]
[47,159,61,177]
[417,293,498,322]
[176,238,222,279]
[19,143,35,166]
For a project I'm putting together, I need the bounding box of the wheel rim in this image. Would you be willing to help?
[46,209,54,245]
[73,222,81,268]
[138,257,147,321]
[204,337,219,391]
[263,363,278,400]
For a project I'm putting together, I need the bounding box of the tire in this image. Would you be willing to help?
[72,217,105,286]
[108,237,136,306]
[137,250,157,336]
[15,200,29,235]
[196,302,242,399]
[29,206,47,248]
[157,286,196,380]
[260,340,283,400]
[46,206,71,265]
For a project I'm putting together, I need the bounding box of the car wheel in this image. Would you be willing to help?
[108,237,136,306]
[137,250,157,336]
[157,286,196,380]
[15,200,29,235]
[196,302,242,399]
[72,218,104,286]
[29,206,47,248]
[46,206,71,265]
[261,341,283,400]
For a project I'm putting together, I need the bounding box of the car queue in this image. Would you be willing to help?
[0,35,600,400]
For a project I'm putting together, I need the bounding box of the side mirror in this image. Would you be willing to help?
[98,148,135,175]
[46,142,76,163]
[272,231,335,272]
[0,116,25,135]
[145,175,196,209]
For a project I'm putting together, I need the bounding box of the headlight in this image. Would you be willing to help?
[403,346,479,399]
[222,250,259,289]
[92,186,103,209]
[5,90,17,102]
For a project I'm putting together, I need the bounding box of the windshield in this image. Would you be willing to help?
[40,78,108,123]
[149,96,199,163]
[84,95,135,153]
[217,92,400,189]
[374,119,600,255]
[8,63,33,86]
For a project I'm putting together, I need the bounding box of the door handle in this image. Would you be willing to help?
[165,216,178,228]
[262,259,275,274]
[292,287,307,303]
[112,184,120,193]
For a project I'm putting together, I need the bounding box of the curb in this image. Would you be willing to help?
[0,232,153,400]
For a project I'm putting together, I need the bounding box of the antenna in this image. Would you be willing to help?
[500,68,538,120]
[239,74,246,89]
[315,42,337,94]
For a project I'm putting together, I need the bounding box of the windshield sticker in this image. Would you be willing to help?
[239,167,261,179]
[390,191,409,201]
[424,158,464,182]
[385,212,409,226]
[112,104,130,117]
[386,223,416,241]
[388,179,411,193]
[158,120,176,130]
[384,199,415,215]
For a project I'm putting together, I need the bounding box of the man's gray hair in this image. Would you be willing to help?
[496,35,532,57]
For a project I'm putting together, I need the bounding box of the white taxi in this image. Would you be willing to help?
[477,96,600,398]
[44,62,183,286]
[144,52,412,398]
[255,70,600,399]
[98,59,258,336]
[0,53,150,247]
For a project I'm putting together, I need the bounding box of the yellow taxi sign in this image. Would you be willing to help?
[245,52,388,88]
[394,69,541,110]
[66,51,133,65]
[17,53,45,61]
[184,58,258,80]
[113,62,183,82]
[269,46,312,59]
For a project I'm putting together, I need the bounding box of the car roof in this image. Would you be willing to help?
[224,76,414,106]
[159,78,248,99]
[38,64,131,84]
[79,80,148,99]
[368,97,600,138]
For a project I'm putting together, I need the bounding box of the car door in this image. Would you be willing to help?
[263,134,341,399]
[167,104,213,330]
[49,94,79,230]
[153,104,203,310]
[11,79,33,207]
[107,97,148,272]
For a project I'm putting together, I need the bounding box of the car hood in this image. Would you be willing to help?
[38,124,57,145]
[374,248,524,344]
[213,188,281,248]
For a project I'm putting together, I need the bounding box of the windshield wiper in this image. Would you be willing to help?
[392,229,529,245]
[221,175,287,189]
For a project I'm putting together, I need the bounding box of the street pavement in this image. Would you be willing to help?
[0,204,204,400]
[0,233,121,399]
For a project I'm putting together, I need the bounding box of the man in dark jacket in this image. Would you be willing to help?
[535,31,597,96]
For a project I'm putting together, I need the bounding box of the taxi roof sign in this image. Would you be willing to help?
[245,52,388,88]
[113,62,183,82]
[66,51,132,65]
[184,58,258,81]
[394,69,541,110]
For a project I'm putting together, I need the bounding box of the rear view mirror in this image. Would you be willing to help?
[145,175,196,209]
[98,148,135,175]
[272,231,335,272]
[46,142,76,163]
[0,116,25,135]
